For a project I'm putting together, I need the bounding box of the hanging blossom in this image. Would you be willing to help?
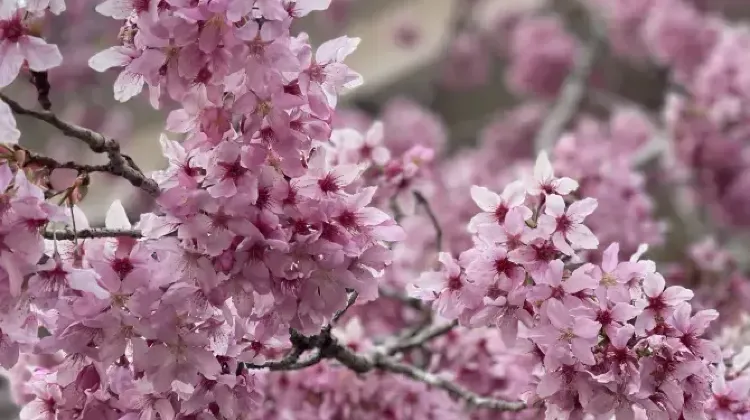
[408,152,722,419]
[0,1,409,418]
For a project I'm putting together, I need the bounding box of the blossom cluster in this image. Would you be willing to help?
[0,0,410,419]
[409,153,722,419]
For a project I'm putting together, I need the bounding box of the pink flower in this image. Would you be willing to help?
[537,194,599,255]
[666,303,720,362]
[95,0,159,19]
[0,12,62,88]
[408,252,482,319]
[635,273,694,334]
[530,259,598,308]
[88,45,148,102]
[530,299,600,367]
[527,151,579,197]
[468,181,531,232]
[283,0,333,18]
[294,148,362,200]
[299,35,363,118]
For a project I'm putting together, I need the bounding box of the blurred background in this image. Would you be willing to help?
[5,0,750,417]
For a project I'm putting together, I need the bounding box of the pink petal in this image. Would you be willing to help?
[662,285,694,305]
[544,194,566,217]
[564,268,597,293]
[545,299,572,330]
[566,224,598,249]
[0,100,19,143]
[567,197,598,220]
[571,338,596,364]
[113,71,144,102]
[536,372,563,398]
[574,317,601,339]
[95,0,134,19]
[0,42,24,88]
[554,177,579,194]
[166,109,195,133]
[552,231,575,256]
[88,46,133,72]
[643,273,665,297]
[470,185,500,212]
[533,151,553,184]
[602,243,620,273]
[68,270,109,299]
[611,303,641,323]
[19,36,62,72]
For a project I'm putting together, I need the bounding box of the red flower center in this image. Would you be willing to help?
[1,18,25,43]
[494,205,508,222]
[447,275,463,291]
[221,159,246,180]
[318,173,340,193]
[556,214,572,232]
[111,258,134,278]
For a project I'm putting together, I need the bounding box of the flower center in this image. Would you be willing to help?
[318,173,340,193]
[0,17,25,43]
[111,258,134,278]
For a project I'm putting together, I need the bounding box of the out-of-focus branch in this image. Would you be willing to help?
[372,354,527,411]
[42,228,142,241]
[331,291,359,325]
[384,319,458,355]
[379,286,426,311]
[0,93,159,196]
[533,8,606,153]
[414,191,443,252]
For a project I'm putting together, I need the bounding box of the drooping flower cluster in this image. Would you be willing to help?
[408,153,720,419]
[0,0,410,418]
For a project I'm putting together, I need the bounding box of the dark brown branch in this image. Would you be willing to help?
[245,324,526,411]
[24,150,111,174]
[43,228,142,241]
[0,93,159,196]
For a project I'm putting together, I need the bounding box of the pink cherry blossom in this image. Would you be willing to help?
[537,194,599,255]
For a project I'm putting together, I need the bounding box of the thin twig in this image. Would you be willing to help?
[42,228,142,241]
[0,93,159,196]
[385,319,458,356]
[533,9,606,153]
[414,191,443,252]
[379,287,426,311]
[331,291,359,325]
[23,151,112,174]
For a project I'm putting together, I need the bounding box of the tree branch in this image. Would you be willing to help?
[331,291,359,325]
[24,150,112,174]
[0,93,160,196]
[245,324,526,411]
[372,355,527,411]
[42,228,142,241]
[379,286,426,311]
[414,191,443,252]
[384,319,458,356]
[533,8,606,153]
